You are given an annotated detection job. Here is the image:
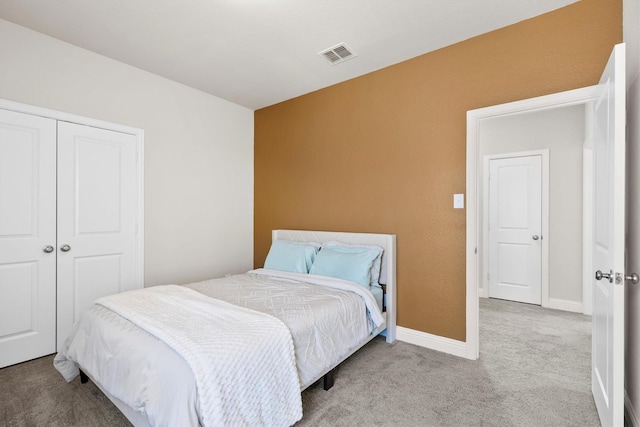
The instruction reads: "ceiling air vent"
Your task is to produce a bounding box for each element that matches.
[318,43,357,65]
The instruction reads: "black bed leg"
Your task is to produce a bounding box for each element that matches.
[323,368,335,390]
[79,370,88,384]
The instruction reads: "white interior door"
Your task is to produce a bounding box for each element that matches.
[488,155,542,304]
[591,43,626,427]
[56,122,140,349]
[0,109,57,368]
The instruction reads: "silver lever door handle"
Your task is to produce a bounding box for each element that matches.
[60,244,71,252]
[532,235,539,241]
[42,245,54,253]
[595,269,613,283]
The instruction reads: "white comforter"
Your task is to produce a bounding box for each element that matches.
[54,270,384,426]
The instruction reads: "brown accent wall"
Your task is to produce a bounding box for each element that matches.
[254,0,621,341]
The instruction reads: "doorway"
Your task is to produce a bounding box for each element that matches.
[464,86,597,360]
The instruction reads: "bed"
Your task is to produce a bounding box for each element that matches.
[54,229,397,426]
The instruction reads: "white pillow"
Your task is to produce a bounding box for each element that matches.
[321,241,384,286]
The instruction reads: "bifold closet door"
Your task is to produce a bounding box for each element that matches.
[0,109,57,368]
[56,122,139,349]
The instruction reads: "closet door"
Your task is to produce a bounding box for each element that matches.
[0,109,57,368]
[56,122,139,349]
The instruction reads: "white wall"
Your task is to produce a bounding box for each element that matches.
[478,105,586,306]
[624,0,640,424]
[0,19,254,287]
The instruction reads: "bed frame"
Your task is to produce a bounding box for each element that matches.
[80,229,397,425]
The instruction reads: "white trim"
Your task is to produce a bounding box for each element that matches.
[0,98,141,136]
[136,132,145,290]
[626,389,640,427]
[466,86,598,360]
[0,98,145,291]
[582,108,594,315]
[546,298,584,314]
[481,150,549,307]
[477,295,585,315]
[396,326,468,359]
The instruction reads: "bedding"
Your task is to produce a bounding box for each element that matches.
[320,241,384,286]
[309,245,382,288]
[54,269,384,426]
[370,283,384,311]
[263,239,319,273]
[190,269,384,386]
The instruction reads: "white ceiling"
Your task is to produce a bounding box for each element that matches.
[0,0,579,110]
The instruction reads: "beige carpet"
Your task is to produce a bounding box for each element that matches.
[0,298,599,426]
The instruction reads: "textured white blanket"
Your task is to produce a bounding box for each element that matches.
[95,285,302,426]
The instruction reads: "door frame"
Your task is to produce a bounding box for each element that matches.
[465,86,597,360]
[482,150,549,305]
[0,98,145,332]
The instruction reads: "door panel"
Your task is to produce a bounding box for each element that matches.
[0,109,56,368]
[74,254,123,319]
[489,155,542,304]
[592,43,626,427]
[57,122,139,349]
[76,139,123,233]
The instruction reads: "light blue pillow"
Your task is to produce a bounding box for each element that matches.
[321,241,383,286]
[264,240,319,274]
[309,246,381,288]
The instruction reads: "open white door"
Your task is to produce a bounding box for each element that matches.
[592,43,626,427]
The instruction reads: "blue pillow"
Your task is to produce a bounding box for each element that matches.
[309,246,381,288]
[321,241,383,286]
[264,240,319,274]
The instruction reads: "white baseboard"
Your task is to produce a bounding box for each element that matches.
[478,288,488,298]
[481,294,584,314]
[545,297,584,314]
[396,326,469,359]
[626,389,639,427]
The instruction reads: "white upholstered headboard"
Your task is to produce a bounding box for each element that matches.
[272,229,397,343]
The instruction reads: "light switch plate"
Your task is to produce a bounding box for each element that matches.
[454,194,464,209]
